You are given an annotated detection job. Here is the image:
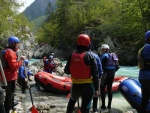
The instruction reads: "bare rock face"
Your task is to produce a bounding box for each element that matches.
[33,44,54,58]
[18,33,38,60]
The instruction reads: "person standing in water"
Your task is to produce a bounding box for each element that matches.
[138,30,150,113]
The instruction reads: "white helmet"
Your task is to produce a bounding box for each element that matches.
[101,44,109,49]
[51,53,54,56]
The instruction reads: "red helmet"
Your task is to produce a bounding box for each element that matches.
[77,34,90,46]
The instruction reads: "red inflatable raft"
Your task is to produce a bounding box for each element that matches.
[34,71,127,94]
[34,71,72,94]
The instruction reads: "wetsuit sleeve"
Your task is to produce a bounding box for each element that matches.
[43,59,48,64]
[28,70,33,76]
[96,56,103,77]
[64,54,72,75]
[19,66,25,79]
[43,57,47,62]
[84,53,99,91]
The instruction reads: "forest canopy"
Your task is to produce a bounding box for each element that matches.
[35,0,150,65]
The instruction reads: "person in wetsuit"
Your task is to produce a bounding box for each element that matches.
[0,36,25,113]
[138,30,150,113]
[89,43,103,113]
[18,59,33,94]
[43,55,56,74]
[64,34,99,113]
[100,44,119,110]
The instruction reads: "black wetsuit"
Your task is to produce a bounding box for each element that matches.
[64,50,99,113]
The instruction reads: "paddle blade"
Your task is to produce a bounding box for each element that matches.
[77,110,81,113]
[31,106,38,113]
[66,93,71,98]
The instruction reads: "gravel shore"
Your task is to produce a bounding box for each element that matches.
[13,76,138,113]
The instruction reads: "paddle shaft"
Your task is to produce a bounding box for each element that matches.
[99,78,101,113]
[77,99,81,113]
[24,62,34,106]
[0,59,7,86]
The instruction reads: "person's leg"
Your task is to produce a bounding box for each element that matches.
[66,84,80,113]
[0,103,6,113]
[0,87,6,113]
[10,80,15,111]
[100,74,107,109]
[66,98,76,113]
[106,70,115,109]
[93,97,98,112]
[22,79,26,94]
[81,83,94,113]
[106,77,114,109]
[139,79,149,113]
[4,81,12,113]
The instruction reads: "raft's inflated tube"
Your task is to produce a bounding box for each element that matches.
[118,78,150,112]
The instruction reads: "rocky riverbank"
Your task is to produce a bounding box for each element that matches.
[12,76,138,113]
[11,59,138,113]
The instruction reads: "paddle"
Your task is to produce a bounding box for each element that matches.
[98,78,101,113]
[0,59,17,113]
[66,93,71,98]
[24,62,38,113]
[77,99,81,113]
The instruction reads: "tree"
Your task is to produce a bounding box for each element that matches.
[35,0,150,64]
[0,0,34,50]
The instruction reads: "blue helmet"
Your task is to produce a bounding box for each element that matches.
[49,55,53,59]
[145,30,150,41]
[8,36,20,45]
[24,59,29,65]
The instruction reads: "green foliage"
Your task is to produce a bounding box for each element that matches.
[35,0,150,64]
[0,0,34,49]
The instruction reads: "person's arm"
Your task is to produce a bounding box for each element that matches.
[4,50,23,70]
[19,66,26,79]
[28,70,33,76]
[96,56,103,77]
[101,54,108,69]
[84,53,99,91]
[64,54,72,75]
[43,56,47,62]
